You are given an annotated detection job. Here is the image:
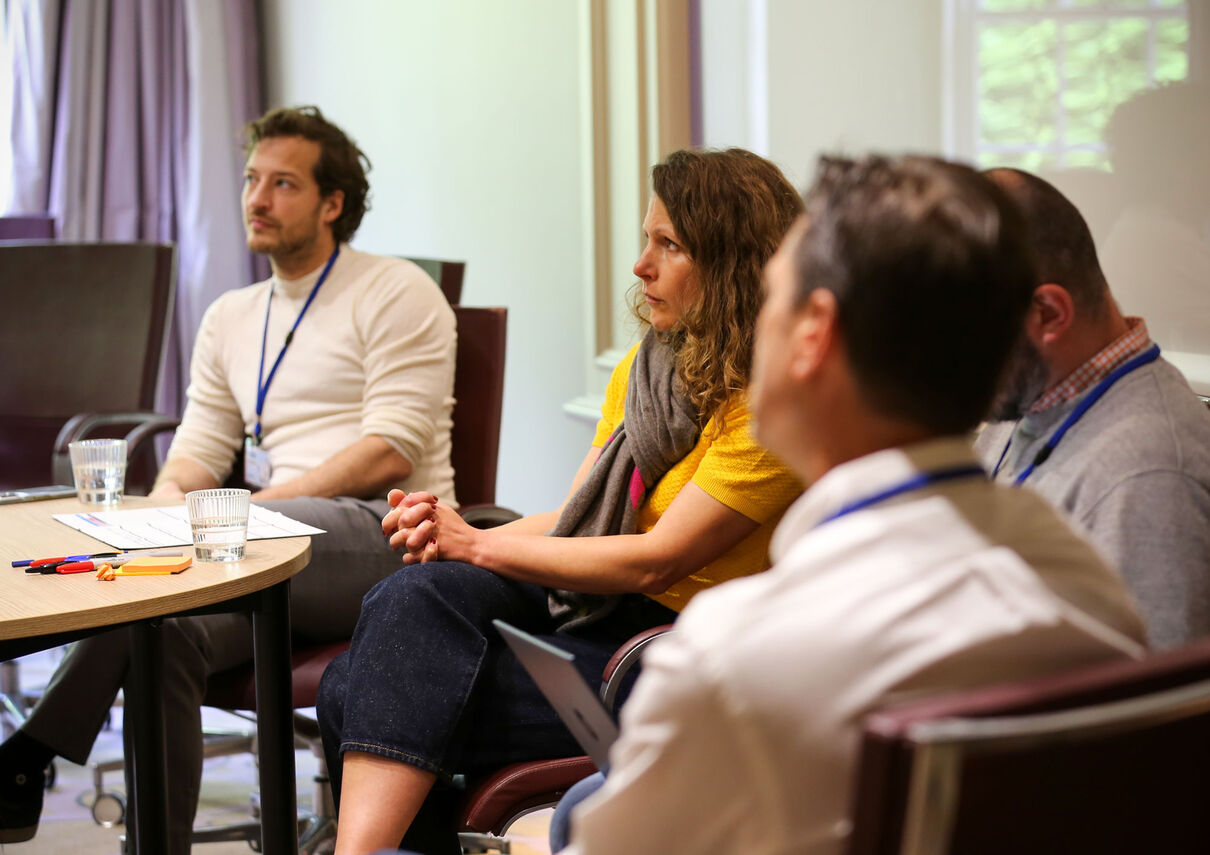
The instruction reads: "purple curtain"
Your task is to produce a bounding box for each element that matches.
[4,0,266,417]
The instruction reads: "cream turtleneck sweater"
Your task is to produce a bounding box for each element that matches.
[168,246,457,501]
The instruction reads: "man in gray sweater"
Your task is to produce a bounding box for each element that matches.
[976,167,1210,649]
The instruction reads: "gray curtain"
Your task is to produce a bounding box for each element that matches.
[4,0,266,417]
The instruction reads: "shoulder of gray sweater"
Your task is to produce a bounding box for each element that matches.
[1070,359,1210,474]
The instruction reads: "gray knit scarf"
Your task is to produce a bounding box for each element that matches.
[547,329,701,630]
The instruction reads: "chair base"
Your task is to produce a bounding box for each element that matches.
[458,831,511,853]
[90,726,257,825]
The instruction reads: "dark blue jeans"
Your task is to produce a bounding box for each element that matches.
[316,560,675,855]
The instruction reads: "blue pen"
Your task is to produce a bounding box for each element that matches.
[12,551,121,568]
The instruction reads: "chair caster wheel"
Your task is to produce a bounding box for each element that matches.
[92,791,127,827]
[43,760,56,789]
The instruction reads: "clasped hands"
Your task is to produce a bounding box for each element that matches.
[381,489,474,565]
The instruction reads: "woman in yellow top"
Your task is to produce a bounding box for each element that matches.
[317,148,804,854]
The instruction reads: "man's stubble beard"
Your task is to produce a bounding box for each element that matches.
[987,336,1050,422]
[246,206,325,267]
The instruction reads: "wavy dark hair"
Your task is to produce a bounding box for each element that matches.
[244,105,371,244]
[632,148,803,425]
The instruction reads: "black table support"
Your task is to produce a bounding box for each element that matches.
[252,579,297,855]
[127,620,170,854]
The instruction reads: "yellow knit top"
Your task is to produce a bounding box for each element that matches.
[593,344,803,612]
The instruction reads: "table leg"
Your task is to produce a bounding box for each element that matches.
[253,579,297,855]
[127,621,169,855]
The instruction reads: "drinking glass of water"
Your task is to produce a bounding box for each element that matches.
[185,488,251,562]
[68,439,128,505]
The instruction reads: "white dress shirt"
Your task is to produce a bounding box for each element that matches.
[565,436,1146,855]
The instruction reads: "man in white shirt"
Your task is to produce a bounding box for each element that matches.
[0,107,455,852]
[560,155,1146,854]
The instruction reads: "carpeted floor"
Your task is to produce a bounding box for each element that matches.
[1,649,552,855]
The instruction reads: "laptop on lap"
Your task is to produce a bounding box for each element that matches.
[493,619,619,770]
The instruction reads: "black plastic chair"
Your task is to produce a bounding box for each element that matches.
[0,241,176,492]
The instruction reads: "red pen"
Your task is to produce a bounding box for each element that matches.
[56,562,101,574]
[25,552,120,569]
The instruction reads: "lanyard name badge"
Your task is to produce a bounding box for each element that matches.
[244,248,340,489]
[815,463,986,529]
[993,343,1161,486]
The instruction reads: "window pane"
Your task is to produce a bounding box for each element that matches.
[976,149,1058,171]
[979,22,1059,147]
[1155,19,1190,83]
[981,0,1053,11]
[1063,19,1149,147]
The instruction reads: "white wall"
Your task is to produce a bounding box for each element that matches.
[261,0,598,513]
[699,0,944,188]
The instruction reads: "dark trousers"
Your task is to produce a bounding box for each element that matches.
[316,560,675,855]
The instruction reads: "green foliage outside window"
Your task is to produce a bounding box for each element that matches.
[973,2,1189,170]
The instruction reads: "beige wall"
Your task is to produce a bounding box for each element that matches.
[699,0,944,185]
[262,0,599,513]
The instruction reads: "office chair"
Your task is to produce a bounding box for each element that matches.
[847,636,1210,855]
[0,241,175,756]
[408,257,466,306]
[0,241,176,491]
[0,214,55,240]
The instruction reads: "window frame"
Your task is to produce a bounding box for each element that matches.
[944,0,1190,168]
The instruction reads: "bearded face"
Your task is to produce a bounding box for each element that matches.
[988,333,1050,421]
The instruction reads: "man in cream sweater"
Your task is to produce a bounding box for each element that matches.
[0,106,455,852]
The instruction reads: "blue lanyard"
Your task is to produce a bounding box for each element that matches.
[993,343,1161,486]
[815,463,986,528]
[253,248,340,442]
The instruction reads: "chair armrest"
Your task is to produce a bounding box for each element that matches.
[458,503,523,529]
[599,624,674,712]
[52,411,178,484]
[121,415,181,463]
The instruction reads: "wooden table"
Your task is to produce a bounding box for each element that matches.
[0,496,311,855]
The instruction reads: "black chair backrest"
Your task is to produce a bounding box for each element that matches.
[0,215,55,240]
[408,257,466,305]
[0,242,176,489]
[848,638,1210,855]
[450,306,507,506]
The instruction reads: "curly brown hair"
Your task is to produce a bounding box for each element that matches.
[633,148,803,425]
[245,105,371,245]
